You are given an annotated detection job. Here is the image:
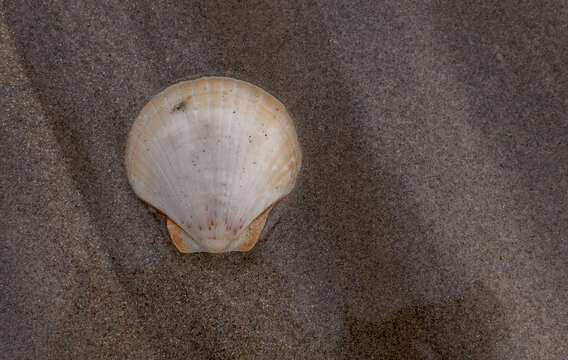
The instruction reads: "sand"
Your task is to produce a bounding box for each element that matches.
[1,1,567,358]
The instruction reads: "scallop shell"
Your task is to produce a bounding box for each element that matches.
[125,77,301,253]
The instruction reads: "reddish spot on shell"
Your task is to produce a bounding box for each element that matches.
[226,225,231,231]
[198,225,203,231]
[210,219,215,226]
[208,236,216,240]
[208,226,211,231]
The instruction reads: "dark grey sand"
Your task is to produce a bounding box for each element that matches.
[1,1,567,358]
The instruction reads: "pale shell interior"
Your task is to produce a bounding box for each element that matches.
[125,77,301,253]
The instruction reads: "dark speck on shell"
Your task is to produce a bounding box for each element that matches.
[171,100,186,113]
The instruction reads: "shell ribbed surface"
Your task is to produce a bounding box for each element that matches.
[125,77,301,253]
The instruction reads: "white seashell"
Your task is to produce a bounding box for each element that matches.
[125,77,301,253]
